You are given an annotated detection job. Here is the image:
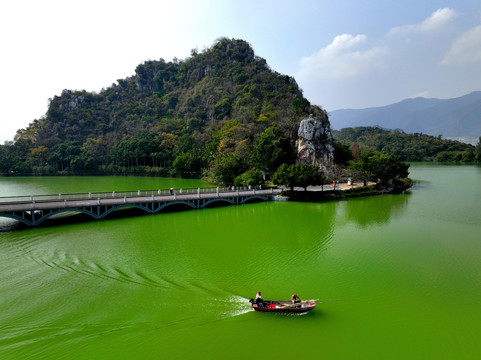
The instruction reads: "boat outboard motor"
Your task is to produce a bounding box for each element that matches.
[249,297,265,307]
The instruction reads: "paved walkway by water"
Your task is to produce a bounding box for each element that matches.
[294,181,374,192]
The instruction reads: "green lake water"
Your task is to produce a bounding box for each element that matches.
[0,165,480,359]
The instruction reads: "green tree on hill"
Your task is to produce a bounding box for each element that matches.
[349,150,409,186]
[173,152,203,177]
[272,163,326,191]
[333,127,475,162]
[234,168,264,187]
[475,136,481,162]
[251,125,296,175]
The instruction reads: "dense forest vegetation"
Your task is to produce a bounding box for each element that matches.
[333,127,481,163]
[1,38,479,187]
[0,38,319,184]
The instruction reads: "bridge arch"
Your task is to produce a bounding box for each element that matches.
[0,213,35,226]
[156,200,198,212]
[239,195,270,204]
[0,208,102,226]
[201,198,236,208]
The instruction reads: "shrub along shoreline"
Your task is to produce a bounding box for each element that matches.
[281,178,413,202]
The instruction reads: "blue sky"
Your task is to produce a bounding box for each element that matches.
[1,0,481,143]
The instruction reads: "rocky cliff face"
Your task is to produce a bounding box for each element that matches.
[296,111,334,168]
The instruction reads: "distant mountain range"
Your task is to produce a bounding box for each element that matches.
[329,91,481,144]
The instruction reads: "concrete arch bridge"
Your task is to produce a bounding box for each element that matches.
[0,187,281,227]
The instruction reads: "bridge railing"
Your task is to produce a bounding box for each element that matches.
[0,185,266,204]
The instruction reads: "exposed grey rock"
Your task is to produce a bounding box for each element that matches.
[296,112,334,169]
[58,90,84,112]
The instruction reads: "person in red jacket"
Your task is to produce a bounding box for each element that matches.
[291,293,300,304]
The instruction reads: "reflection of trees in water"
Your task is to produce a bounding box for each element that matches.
[341,193,411,228]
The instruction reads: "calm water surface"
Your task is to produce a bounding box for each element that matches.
[0,166,480,359]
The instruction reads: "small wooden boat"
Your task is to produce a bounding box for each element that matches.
[249,299,317,313]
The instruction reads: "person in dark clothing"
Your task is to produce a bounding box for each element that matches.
[255,291,265,307]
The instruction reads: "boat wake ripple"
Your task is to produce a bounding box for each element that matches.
[218,296,253,318]
[21,248,180,289]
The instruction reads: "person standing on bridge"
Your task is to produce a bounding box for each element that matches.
[169,188,174,195]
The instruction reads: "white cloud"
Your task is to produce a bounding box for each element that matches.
[389,7,457,35]
[297,34,388,79]
[441,25,481,65]
[324,33,367,53]
[421,8,457,31]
